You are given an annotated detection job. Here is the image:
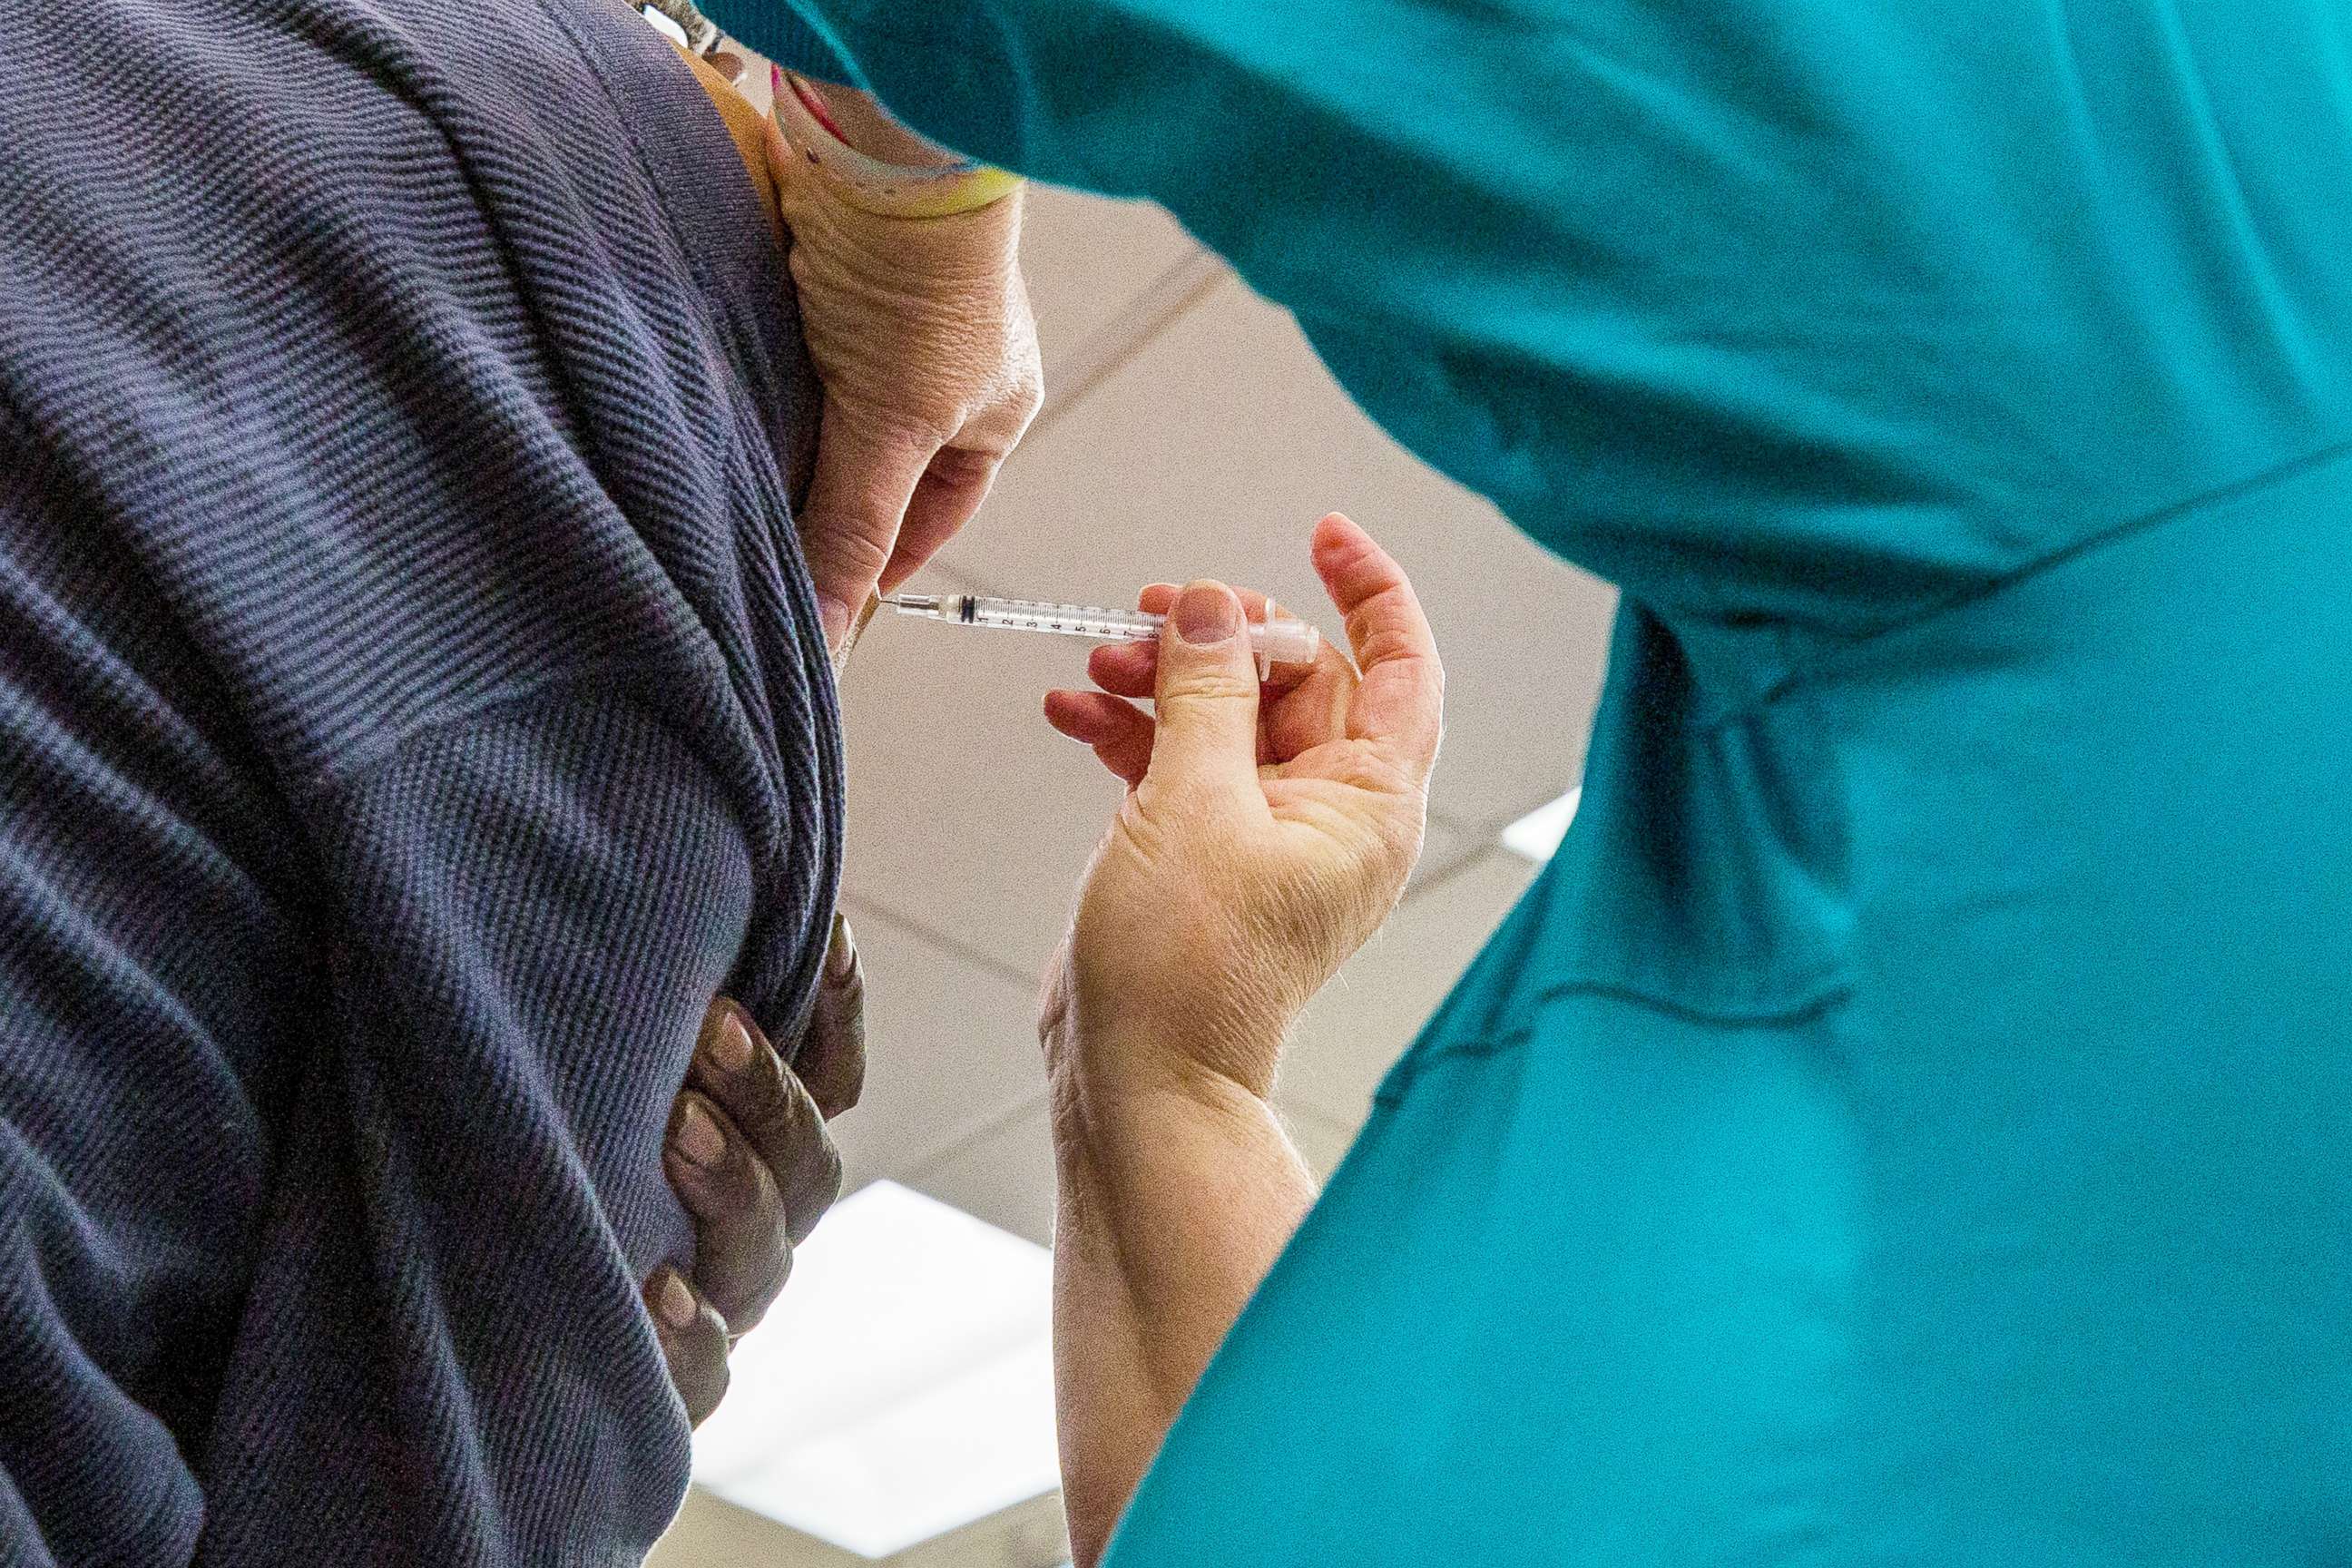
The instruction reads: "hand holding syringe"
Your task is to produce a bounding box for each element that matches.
[882,592,1321,677]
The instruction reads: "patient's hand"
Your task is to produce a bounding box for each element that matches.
[761,80,1043,652]
[669,45,1041,655]
[646,913,866,1424]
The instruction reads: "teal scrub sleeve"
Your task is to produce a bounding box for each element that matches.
[692,0,1732,634]
[716,2,857,89]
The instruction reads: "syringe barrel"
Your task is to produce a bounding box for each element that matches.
[952,595,1153,640]
[893,591,1319,671]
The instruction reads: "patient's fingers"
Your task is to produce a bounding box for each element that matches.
[655,975,867,1426]
[792,915,866,1119]
[666,1090,794,1331]
[647,1267,731,1426]
[689,1000,845,1246]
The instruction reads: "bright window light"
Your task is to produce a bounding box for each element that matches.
[691,1181,1059,1559]
[637,4,691,45]
[1500,786,1583,864]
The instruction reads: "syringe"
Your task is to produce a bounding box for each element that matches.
[882,592,1320,676]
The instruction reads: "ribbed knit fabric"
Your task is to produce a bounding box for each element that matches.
[0,1,838,1562]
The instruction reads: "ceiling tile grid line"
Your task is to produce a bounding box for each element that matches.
[839,808,1485,997]
[931,272,1615,833]
[823,897,1053,1188]
[830,842,1531,1217]
[1024,250,1231,442]
[863,833,1526,1189]
[901,1083,1054,1189]
[845,848,1533,1198]
[1399,830,1524,906]
[1014,185,1201,375]
[888,1087,1369,1254]
[840,892,1038,998]
[1274,1097,1363,1181]
[899,1102,1058,1247]
[1473,774,1602,841]
[1410,813,1488,888]
[1274,848,1540,1127]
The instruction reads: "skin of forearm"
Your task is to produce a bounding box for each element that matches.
[1046,1045,1317,1566]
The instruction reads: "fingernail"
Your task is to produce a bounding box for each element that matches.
[818,595,851,652]
[1174,583,1239,644]
[704,1006,754,1074]
[826,912,856,981]
[656,1269,697,1330]
[676,1100,725,1168]
[769,62,786,103]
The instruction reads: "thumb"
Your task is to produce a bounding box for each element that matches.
[1144,582,1264,804]
[799,401,933,650]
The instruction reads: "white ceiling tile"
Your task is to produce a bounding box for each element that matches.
[827,902,1051,1187]
[906,1097,1058,1250]
[1278,850,1540,1126]
[837,586,1122,979]
[1018,184,1200,376]
[1274,1098,1361,1181]
[651,1488,856,1568]
[1409,814,1478,894]
[942,276,1618,829]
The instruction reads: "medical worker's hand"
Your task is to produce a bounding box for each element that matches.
[761,84,1043,652]
[1039,514,1444,1102]
[1036,516,1438,1562]
[646,914,866,1425]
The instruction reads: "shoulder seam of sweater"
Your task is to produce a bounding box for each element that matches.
[283,639,733,806]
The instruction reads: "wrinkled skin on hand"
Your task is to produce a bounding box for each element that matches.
[1039,514,1445,1101]
[669,49,1042,656]
[761,89,1043,651]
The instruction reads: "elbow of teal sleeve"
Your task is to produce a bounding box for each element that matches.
[704,0,862,85]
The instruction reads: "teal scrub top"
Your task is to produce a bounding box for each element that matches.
[712,1,2352,1560]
